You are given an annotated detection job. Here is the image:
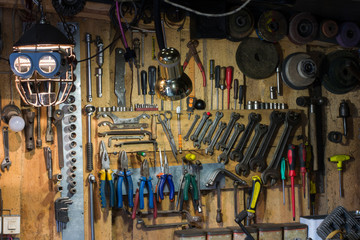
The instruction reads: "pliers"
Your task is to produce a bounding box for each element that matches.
[99,140,115,208]
[117,151,134,208]
[182,39,207,87]
[176,162,199,211]
[156,149,175,202]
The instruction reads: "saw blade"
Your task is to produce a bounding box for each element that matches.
[257,10,288,43]
[227,8,254,41]
[288,12,318,45]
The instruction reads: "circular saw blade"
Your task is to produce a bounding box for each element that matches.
[257,10,288,43]
[288,12,319,45]
[227,8,254,41]
[236,38,279,79]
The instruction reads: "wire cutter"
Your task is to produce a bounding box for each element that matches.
[176,162,199,211]
[157,149,175,202]
[117,151,134,208]
[99,140,115,208]
[182,39,207,87]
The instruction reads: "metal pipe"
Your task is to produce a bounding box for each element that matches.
[86,33,92,102]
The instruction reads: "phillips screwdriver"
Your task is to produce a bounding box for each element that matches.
[148,66,156,105]
[226,67,233,110]
[215,66,220,110]
[209,60,215,110]
[287,144,296,221]
[133,38,141,96]
[238,85,244,110]
[233,79,239,110]
[280,157,286,205]
[141,70,147,105]
[219,67,226,110]
[299,143,307,199]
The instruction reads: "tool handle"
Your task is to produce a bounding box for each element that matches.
[99,169,106,208]
[86,142,93,171]
[147,179,154,209]
[215,65,220,88]
[158,175,166,200]
[247,176,262,213]
[126,173,134,208]
[309,110,318,171]
[139,177,146,209]
[288,144,296,177]
[226,67,233,90]
[151,114,157,140]
[238,85,244,105]
[299,143,307,174]
[117,174,124,208]
[107,170,115,208]
[148,66,156,95]
[198,62,207,87]
[190,175,199,200]
[132,189,139,219]
[141,70,147,95]
[234,79,239,99]
[281,157,286,180]
[167,175,175,201]
[183,174,190,201]
[219,67,226,90]
[133,38,140,68]
[210,60,215,80]
[153,194,158,218]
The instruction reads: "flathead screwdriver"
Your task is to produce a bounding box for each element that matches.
[215,66,220,110]
[148,66,156,105]
[209,60,215,110]
[288,144,296,221]
[219,67,226,110]
[238,85,244,110]
[233,79,239,110]
[141,70,147,104]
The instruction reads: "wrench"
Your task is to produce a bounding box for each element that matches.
[235,123,268,176]
[156,114,178,161]
[183,114,200,141]
[203,111,224,145]
[95,112,150,124]
[53,109,65,169]
[205,122,227,155]
[218,123,244,164]
[216,112,241,151]
[1,127,11,171]
[190,112,211,142]
[230,113,261,162]
[261,111,301,186]
[98,121,148,130]
[108,135,145,147]
[249,111,285,172]
[194,119,212,149]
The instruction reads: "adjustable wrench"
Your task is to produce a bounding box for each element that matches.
[183,114,200,141]
[235,123,268,176]
[218,123,244,164]
[261,111,301,186]
[203,111,223,145]
[230,113,261,162]
[1,127,11,171]
[249,111,285,172]
[216,112,240,150]
[194,119,212,149]
[190,112,211,142]
[205,122,226,156]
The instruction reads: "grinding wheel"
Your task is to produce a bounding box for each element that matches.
[321,20,339,38]
[336,22,360,48]
[235,38,279,79]
[321,50,360,94]
[227,8,254,41]
[281,52,317,90]
[288,12,318,45]
[257,10,288,43]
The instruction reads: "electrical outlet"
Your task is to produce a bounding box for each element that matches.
[3,215,20,234]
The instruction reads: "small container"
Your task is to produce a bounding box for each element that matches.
[205,228,232,240]
[282,223,308,240]
[254,223,282,240]
[174,229,206,240]
[227,226,258,240]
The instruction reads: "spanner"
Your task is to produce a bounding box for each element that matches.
[190,112,211,142]
[156,114,178,161]
[249,111,285,172]
[183,114,200,141]
[216,112,240,150]
[95,112,150,124]
[261,111,301,186]
[230,113,261,162]
[235,123,268,176]
[203,111,224,145]
[194,119,212,149]
[1,127,11,171]
[218,123,244,164]
[205,122,227,155]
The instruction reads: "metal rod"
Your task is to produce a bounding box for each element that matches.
[86,33,92,102]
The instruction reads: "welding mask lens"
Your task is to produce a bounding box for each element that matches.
[13,55,32,76]
[39,55,57,74]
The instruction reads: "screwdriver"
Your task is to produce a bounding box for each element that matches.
[219,67,226,110]
[148,66,156,105]
[305,142,312,209]
[280,157,286,205]
[215,66,220,110]
[238,85,244,110]
[226,67,233,110]
[176,106,182,154]
[209,60,215,110]
[299,143,307,199]
[133,38,141,95]
[329,154,351,198]
[141,70,147,104]
[287,144,296,221]
[233,79,239,110]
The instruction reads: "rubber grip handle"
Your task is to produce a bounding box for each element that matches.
[167,175,175,201]
[234,79,239,99]
[147,179,154,209]
[190,175,199,200]
[215,65,220,88]
[108,179,115,208]
[247,176,262,213]
[281,157,286,180]
[158,175,166,200]
[139,177,146,209]
[299,143,307,174]
[126,173,134,207]
[148,66,156,95]
[99,169,106,208]
[288,144,296,177]
[117,174,124,208]
[141,70,147,95]
[210,60,215,80]
[239,85,244,104]
[183,174,190,201]
[86,142,93,171]
[132,189,139,219]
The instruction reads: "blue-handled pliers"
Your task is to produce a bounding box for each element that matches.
[99,141,115,208]
[117,151,134,208]
[157,150,175,201]
[139,159,154,210]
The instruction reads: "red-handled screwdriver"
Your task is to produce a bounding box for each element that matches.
[226,67,233,110]
[299,143,307,199]
[287,144,296,221]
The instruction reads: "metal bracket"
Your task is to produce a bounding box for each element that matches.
[114,48,126,107]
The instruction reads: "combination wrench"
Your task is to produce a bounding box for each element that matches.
[216,112,241,150]
[190,112,211,142]
[156,114,178,161]
[183,114,200,141]
[203,111,224,145]
[218,123,244,164]
[194,119,212,149]
[1,127,11,172]
[205,122,227,155]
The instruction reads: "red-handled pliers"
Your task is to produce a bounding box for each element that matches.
[183,40,207,87]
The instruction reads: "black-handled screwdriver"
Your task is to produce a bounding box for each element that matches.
[215,66,220,110]
[141,70,147,105]
[233,79,239,110]
[238,85,244,110]
[148,66,156,105]
[209,60,215,110]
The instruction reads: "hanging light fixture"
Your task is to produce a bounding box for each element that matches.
[9,3,76,107]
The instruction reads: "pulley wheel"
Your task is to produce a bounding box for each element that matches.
[257,10,288,43]
[321,50,360,94]
[288,12,318,45]
[321,20,339,38]
[236,38,279,79]
[227,8,254,41]
[52,0,86,17]
[281,52,317,90]
[336,22,360,48]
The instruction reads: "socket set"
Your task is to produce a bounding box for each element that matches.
[246,101,288,110]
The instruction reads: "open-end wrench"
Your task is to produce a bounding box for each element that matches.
[235,123,268,176]
[249,111,285,172]
[194,119,212,149]
[218,123,244,164]
[261,111,301,186]
[216,112,240,151]
[205,122,227,155]
[203,111,224,145]
[190,112,211,142]
[230,113,261,162]
[1,127,11,172]
[183,114,200,141]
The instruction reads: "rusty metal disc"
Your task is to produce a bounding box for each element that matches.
[236,38,279,79]
[288,12,318,45]
[227,8,254,41]
[321,20,339,38]
[257,10,288,43]
[281,52,317,90]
